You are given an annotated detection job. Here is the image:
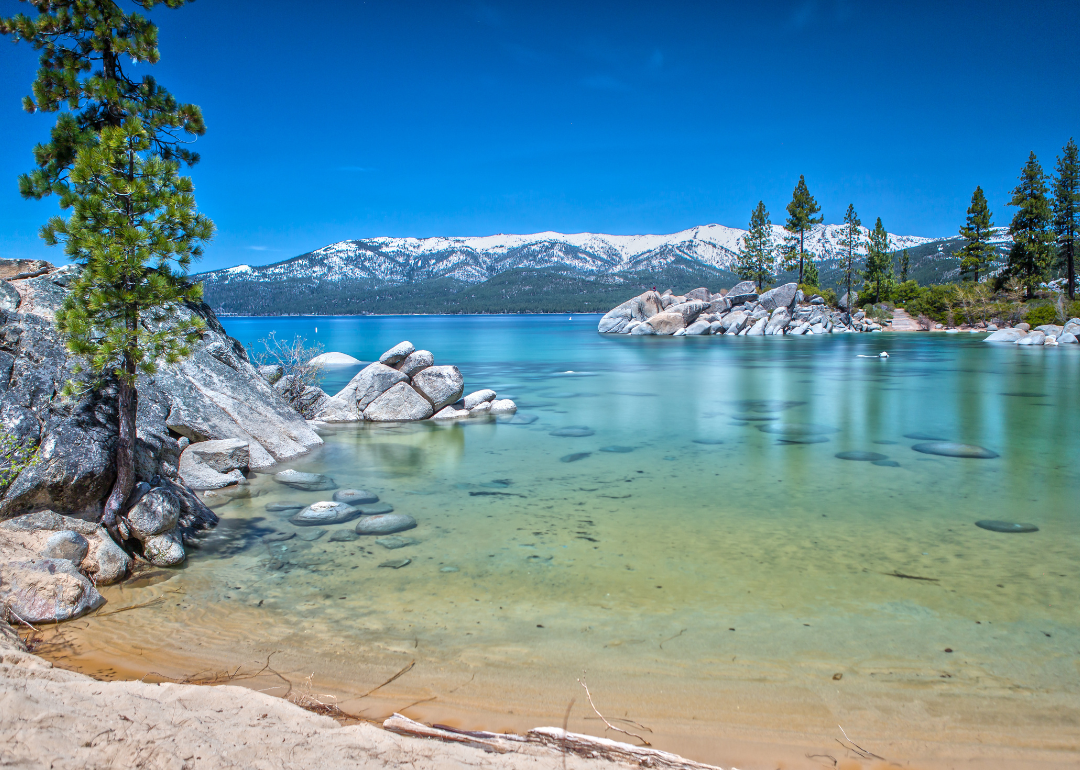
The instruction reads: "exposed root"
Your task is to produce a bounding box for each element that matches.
[93,588,183,618]
[836,724,886,761]
[577,669,651,746]
[360,659,415,698]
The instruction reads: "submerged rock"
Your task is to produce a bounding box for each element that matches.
[692,439,725,445]
[600,445,635,453]
[379,558,411,569]
[759,423,838,437]
[264,501,306,513]
[550,426,595,437]
[835,451,888,462]
[332,489,379,505]
[328,530,359,542]
[375,536,418,550]
[903,432,946,441]
[911,442,999,459]
[289,501,360,526]
[355,502,394,516]
[274,469,337,491]
[356,514,417,536]
[872,459,901,467]
[560,452,591,463]
[975,520,1039,533]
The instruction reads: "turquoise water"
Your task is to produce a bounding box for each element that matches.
[61,315,1080,764]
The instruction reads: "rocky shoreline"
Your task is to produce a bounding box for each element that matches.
[0,258,513,626]
[983,318,1080,345]
[597,282,889,336]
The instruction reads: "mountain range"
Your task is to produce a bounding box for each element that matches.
[196,224,1012,316]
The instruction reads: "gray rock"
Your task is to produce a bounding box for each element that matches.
[597,291,664,333]
[355,513,417,536]
[379,558,411,569]
[721,310,748,334]
[42,531,90,564]
[664,301,710,326]
[684,287,711,302]
[0,280,20,312]
[411,365,465,410]
[375,536,418,550]
[469,401,492,416]
[810,295,825,305]
[328,529,359,542]
[364,382,434,421]
[707,297,732,314]
[1058,332,1078,344]
[645,311,686,335]
[178,446,245,490]
[264,501,305,512]
[986,324,998,331]
[1034,324,1063,336]
[432,405,470,420]
[296,529,327,542]
[311,395,359,423]
[289,501,360,526]
[1016,331,1046,346]
[488,399,517,414]
[708,320,724,334]
[333,489,379,505]
[262,531,295,542]
[257,364,284,385]
[397,350,433,377]
[463,389,497,410]
[1016,322,1030,331]
[332,363,409,412]
[274,469,337,491]
[181,438,249,475]
[629,323,656,335]
[142,529,186,567]
[379,341,415,366]
[912,441,999,459]
[126,487,181,539]
[0,555,105,622]
[1063,319,1080,337]
[765,307,791,335]
[745,317,768,336]
[0,511,133,585]
[725,281,759,305]
[758,283,799,312]
[839,291,858,311]
[357,502,395,515]
[685,320,711,335]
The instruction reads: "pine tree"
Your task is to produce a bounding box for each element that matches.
[898,249,910,283]
[784,175,824,284]
[802,258,819,289]
[1052,138,1079,300]
[2,1,211,544]
[838,204,863,310]
[736,201,776,291]
[1005,152,1055,299]
[957,186,995,283]
[863,217,892,303]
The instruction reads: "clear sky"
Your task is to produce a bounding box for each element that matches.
[1,0,1078,271]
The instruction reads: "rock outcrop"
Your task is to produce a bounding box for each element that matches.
[310,342,510,423]
[983,319,1080,346]
[598,283,889,336]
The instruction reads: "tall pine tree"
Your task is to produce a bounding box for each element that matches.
[2,0,212,544]
[1052,138,1079,300]
[784,175,823,284]
[863,217,892,303]
[957,186,995,283]
[838,204,863,310]
[897,249,910,283]
[736,201,776,291]
[1005,152,1054,299]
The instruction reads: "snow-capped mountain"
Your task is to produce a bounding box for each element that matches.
[197,223,936,290]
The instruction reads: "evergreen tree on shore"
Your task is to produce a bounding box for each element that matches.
[802,258,819,288]
[736,201,776,291]
[1052,138,1079,300]
[1005,152,1054,299]
[838,204,863,310]
[957,186,995,283]
[784,175,823,284]
[863,217,892,303]
[2,0,212,545]
[897,249,910,283]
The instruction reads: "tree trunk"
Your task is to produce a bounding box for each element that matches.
[798,230,805,284]
[101,351,138,547]
[1069,243,1075,301]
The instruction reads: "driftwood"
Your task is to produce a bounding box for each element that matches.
[383,714,726,769]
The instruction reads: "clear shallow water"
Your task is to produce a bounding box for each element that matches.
[50,316,1080,766]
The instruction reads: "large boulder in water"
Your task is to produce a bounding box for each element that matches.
[355,513,417,536]
[411,366,464,410]
[645,311,687,335]
[289,501,360,526]
[364,382,434,422]
[912,441,999,459]
[664,301,710,326]
[274,469,337,491]
[765,307,791,335]
[597,291,664,333]
[1016,331,1046,346]
[397,350,433,377]
[758,283,799,312]
[379,341,415,366]
[332,363,409,413]
[984,328,1027,343]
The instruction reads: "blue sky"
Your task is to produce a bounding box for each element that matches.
[1,0,1078,271]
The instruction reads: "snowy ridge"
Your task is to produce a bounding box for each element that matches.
[198,223,937,289]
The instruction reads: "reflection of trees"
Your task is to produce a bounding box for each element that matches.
[352,424,466,476]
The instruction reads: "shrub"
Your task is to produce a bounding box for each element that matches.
[907,284,958,324]
[1067,299,1080,321]
[1024,303,1059,327]
[250,333,326,418]
[820,288,838,307]
[893,280,921,304]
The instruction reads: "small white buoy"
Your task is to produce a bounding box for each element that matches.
[569,316,572,320]
[315,327,318,333]
[879,351,889,358]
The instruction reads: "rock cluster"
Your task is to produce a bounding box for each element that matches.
[597,281,887,336]
[302,341,516,422]
[984,319,1080,346]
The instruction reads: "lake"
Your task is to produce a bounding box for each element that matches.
[46,314,1080,768]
